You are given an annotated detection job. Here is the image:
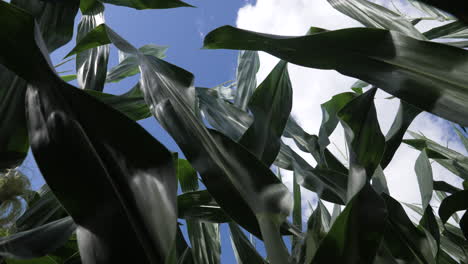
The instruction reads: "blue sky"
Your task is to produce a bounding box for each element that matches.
[19,1,266,263]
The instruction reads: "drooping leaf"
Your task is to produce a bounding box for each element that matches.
[317,92,356,155]
[234,50,259,111]
[76,2,109,91]
[203,26,468,126]
[0,4,177,263]
[228,222,267,264]
[312,184,387,264]
[106,44,168,83]
[239,60,292,166]
[415,149,434,209]
[420,206,440,258]
[0,217,76,259]
[338,88,385,200]
[381,100,421,169]
[327,0,424,39]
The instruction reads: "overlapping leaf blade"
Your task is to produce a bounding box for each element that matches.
[76,2,109,91]
[0,3,177,263]
[0,0,79,170]
[228,222,267,264]
[0,217,76,259]
[235,50,259,111]
[327,0,424,39]
[239,60,292,166]
[312,185,387,264]
[203,26,468,126]
[381,101,421,169]
[338,88,385,199]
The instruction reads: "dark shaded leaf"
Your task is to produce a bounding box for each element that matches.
[76,2,109,91]
[0,4,177,263]
[423,21,468,39]
[177,191,229,223]
[203,26,468,126]
[439,190,468,224]
[11,0,79,53]
[381,195,435,263]
[338,88,385,199]
[15,185,67,232]
[239,60,292,166]
[460,211,468,239]
[433,180,462,194]
[228,222,267,264]
[234,51,259,111]
[416,0,468,24]
[312,185,387,264]
[381,100,421,169]
[0,217,75,259]
[0,67,28,170]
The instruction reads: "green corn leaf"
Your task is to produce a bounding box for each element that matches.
[234,51,259,111]
[381,195,435,263]
[327,0,424,39]
[239,60,293,166]
[0,217,76,259]
[65,24,295,257]
[439,190,468,225]
[338,88,385,200]
[106,44,168,83]
[85,84,152,121]
[203,26,468,126]
[415,149,433,209]
[381,101,421,169]
[228,222,267,264]
[76,2,109,91]
[423,21,468,39]
[312,184,387,264]
[0,4,178,263]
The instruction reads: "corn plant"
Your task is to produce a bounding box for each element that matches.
[0,0,467,263]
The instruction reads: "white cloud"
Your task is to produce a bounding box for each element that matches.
[236,0,465,221]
